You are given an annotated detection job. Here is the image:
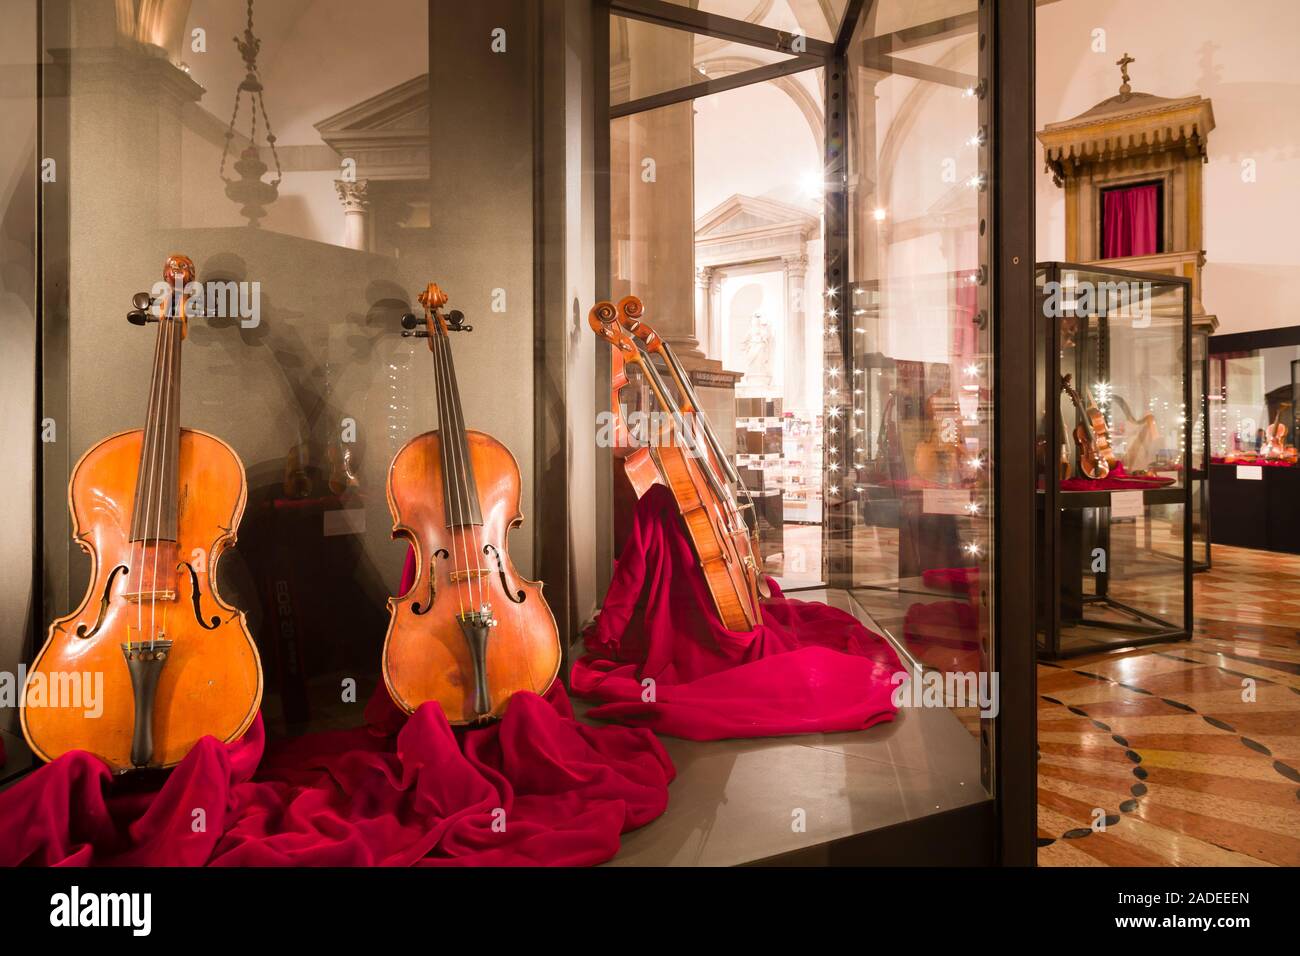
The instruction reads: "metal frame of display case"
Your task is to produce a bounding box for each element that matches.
[1191,325,1212,571]
[1206,324,1300,555]
[1037,261,1193,660]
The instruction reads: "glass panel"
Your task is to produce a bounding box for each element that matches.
[611,15,797,107]
[1209,344,1300,462]
[1036,265,1190,658]
[610,68,826,588]
[35,0,515,739]
[843,4,989,791]
[647,0,848,42]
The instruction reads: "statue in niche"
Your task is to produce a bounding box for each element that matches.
[741,310,774,387]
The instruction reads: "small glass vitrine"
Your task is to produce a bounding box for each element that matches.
[1035,263,1192,659]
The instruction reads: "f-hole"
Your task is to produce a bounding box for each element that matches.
[412,548,449,614]
[483,544,525,603]
[76,564,129,638]
[180,562,222,629]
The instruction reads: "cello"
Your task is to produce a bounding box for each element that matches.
[22,255,262,771]
[590,297,765,631]
[383,283,561,722]
[614,296,767,582]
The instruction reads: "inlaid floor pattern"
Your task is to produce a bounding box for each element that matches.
[1038,543,1300,866]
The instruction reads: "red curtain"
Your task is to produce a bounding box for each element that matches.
[1102,184,1158,258]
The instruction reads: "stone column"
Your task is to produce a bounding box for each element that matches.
[625,20,701,360]
[334,179,370,251]
[783,253,809,410]
[695,265,714,356]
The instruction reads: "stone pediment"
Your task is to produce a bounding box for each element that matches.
[314,74,430,180]
[696,194,819,239]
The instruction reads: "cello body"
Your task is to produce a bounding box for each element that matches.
[22,431,261,771]
[383,430,560,722]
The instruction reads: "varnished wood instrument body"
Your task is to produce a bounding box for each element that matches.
[383,284,560,723]
[22,256,261,771]
[591,299,762,631]
[1062,374,1110,480]
[610,347,662,499]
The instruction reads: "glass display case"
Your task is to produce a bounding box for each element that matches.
[1035,263,1192,659]
[3,0,1038,868]
[1207,330,1300,555]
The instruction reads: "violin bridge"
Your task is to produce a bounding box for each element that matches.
[122,589,178,603]
[448,569,490,583]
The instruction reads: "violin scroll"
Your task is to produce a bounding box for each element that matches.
[589,300,635,353]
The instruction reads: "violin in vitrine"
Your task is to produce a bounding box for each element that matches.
[383,283,561,723]
[23,255,262,772]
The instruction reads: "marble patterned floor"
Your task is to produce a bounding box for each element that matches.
[1037,543,1300,866]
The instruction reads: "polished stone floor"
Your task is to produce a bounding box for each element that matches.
[1037,543,1300,866]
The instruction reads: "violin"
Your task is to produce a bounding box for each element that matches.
[22,255,262,771]
[590,297,764,631]
[1061,374,1109,480]
[383,283,561,722]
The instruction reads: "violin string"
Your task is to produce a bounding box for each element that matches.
[148,280,181,649]
[439,329,487,612]
[443,325,485,615]
[428,314,466,618]
[433,326,483,613]
[135,286,169,650]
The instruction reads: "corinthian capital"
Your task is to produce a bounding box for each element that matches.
[334,178,370,212]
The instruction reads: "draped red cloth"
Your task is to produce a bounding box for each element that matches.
[0,561,673,867]
[571,484,904,740]
[1103,184,1158,258]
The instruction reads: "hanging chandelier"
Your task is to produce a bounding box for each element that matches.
[219,0,282,227]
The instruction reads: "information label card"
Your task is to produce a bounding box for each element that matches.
[1236,465,1263,481]
[922,488,973,516]
[1110,490,1145,518]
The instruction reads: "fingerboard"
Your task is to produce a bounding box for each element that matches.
[431,332,482,528]
[129,313,183,543]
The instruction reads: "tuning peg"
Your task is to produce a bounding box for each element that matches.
[128,291,155,326]
[401,312,419,330]
[447,310,473,332]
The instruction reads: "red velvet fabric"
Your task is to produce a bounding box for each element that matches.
[571,484,904,740]
[1211,455,1295,468]
[1103,183,1158,258]
[0,562,673,867]
[1058,462,1176,492]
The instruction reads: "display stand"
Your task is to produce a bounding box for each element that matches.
[1036,262,1193,660]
